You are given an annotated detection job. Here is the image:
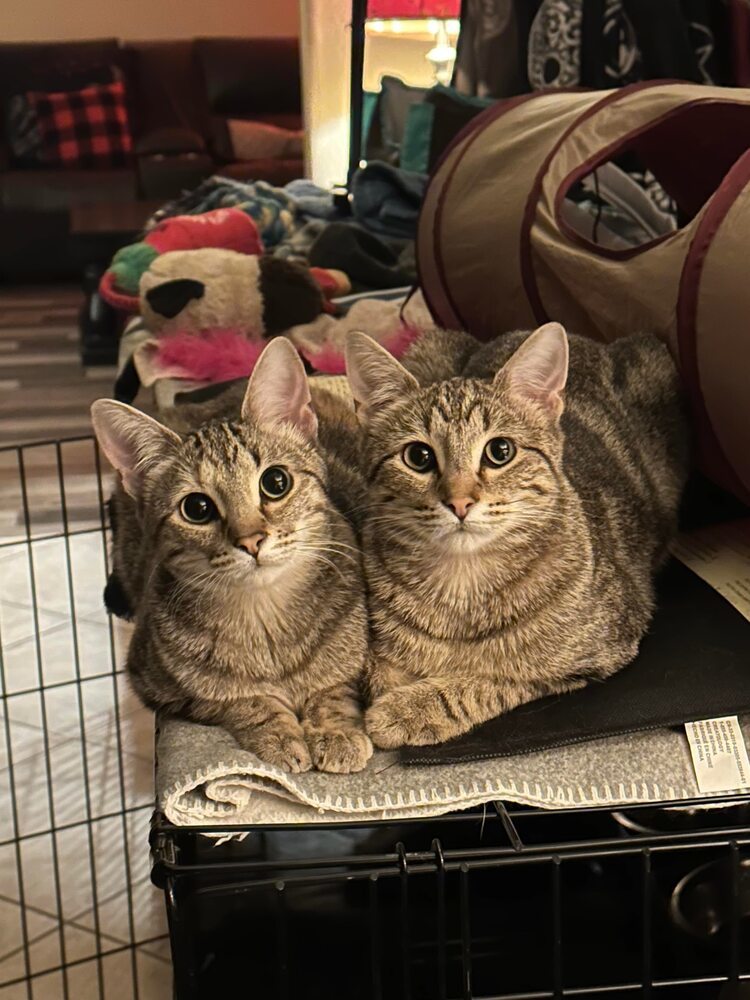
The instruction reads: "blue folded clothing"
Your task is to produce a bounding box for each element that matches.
[284,179,339,221]
[350,160,427,240]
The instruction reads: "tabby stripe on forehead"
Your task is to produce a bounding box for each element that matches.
[429,400,454,426]
[187,434,203,459]
[226,423,257,465]
[455,398,484,424]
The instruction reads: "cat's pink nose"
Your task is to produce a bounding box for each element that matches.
[445,498,475,521]
[235,532,266,557]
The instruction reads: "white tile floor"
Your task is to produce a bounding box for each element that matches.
[0,517,172,998]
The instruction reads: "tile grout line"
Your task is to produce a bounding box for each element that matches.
[0,853,167,961]
[0,891,135,965]
[0,735,155,780]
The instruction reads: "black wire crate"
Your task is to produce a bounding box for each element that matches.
[151,797,750,1000]
[0,436,169,999]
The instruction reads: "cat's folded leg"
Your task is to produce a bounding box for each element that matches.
[222,696,312,773]
[302,682,373,773]
[366,676,525,749]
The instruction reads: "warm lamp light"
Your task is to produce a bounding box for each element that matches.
[365,0,461,84]
[367,1,460,14]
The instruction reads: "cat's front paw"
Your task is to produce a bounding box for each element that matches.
[366,689,456,748]
[307,728,373,773]
[240,730,312,773]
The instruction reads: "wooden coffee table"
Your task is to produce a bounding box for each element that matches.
[69,199,163,238]
[71,200,162,367]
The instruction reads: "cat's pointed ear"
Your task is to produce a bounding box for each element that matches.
[496,322,569,419]
[91,400,181,498]
[242,337,318,442]
[345,331,419,423]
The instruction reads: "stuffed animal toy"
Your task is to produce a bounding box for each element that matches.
[126,247,353,386]
[99,207,264,311]
[139,247,326,336]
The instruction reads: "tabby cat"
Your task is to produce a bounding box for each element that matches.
[346,322,689,748]
[91,338,372,773]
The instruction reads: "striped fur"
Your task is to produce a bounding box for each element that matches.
[99,345,372,773]
[348,325,690,748]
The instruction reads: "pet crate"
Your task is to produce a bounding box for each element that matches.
[0,435,169,999]
[151,796,750,999]
[2,438,750,1000]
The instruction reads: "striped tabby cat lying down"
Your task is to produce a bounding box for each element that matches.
[346,323,689,748]
[92,339,372,774]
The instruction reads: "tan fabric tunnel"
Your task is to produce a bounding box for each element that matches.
[417,81,750,503]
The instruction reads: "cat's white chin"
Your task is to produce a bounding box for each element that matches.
[440,524,493,555]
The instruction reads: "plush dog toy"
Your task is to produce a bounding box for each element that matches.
[99,207,265,311]
[139,248,326,337]
[127,247,351,386]
[100,205,350,316]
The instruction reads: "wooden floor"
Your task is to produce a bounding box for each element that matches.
[0,284,118,447]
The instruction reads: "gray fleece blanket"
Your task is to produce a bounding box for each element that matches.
[156,715,750,827]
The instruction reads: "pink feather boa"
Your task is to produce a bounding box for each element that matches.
[296,322,421,374]
[155,330,267,382]
[154,324,422,383]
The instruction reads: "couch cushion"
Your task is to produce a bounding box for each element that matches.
[124,41,211,143]
[134,127,205,156]
[0,168,136,211]
[210,112,303,162]
[365,75,430,165]
[226,119,303,160]
[195,38,301,117]
[137,152,214,201]
[0,39,123,102]
[425,85,494,171]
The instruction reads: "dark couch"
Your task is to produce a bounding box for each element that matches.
[0,36,302,278]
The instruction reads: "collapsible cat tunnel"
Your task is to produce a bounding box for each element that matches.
[417,82,750,502]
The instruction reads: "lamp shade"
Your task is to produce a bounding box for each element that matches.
[367,0,460,16]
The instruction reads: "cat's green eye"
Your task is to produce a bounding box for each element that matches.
[180,492,219,524]
[483,437,516,468]
[403,442,437,473]
[260,466,293,501]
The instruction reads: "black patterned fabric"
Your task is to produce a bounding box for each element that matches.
[6,94,41,161]
[453,0,733,98]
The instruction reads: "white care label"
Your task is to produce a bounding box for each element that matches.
[685,716,750,793]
